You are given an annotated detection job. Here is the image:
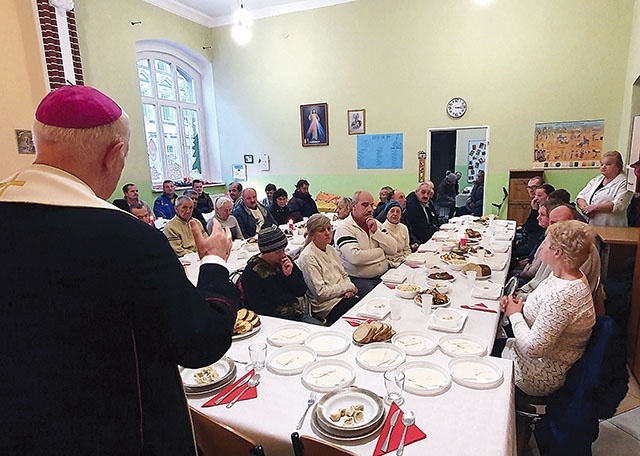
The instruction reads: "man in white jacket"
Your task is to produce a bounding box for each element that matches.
[334,191,397,296]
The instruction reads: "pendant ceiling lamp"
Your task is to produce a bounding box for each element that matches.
[231,1,253,46]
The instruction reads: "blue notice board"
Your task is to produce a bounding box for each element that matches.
[357,133,403,169]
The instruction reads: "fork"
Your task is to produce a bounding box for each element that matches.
[295,392,317,430]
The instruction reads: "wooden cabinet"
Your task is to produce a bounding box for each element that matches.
[631,230,640,381]
[507,170,544,225]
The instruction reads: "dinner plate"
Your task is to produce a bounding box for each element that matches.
[304,331,351,356]
[267,324,311,346]
[266,345,317,375]
[380,269,407,284]
[449,356,504,389]
[392,331,438,356]
[426,272,456,282]
[232,324,262,341]
[311,409,384,442]
[184,372,237,397]
[472,282,503,300]
[355,343,405,372]
[439,334,487,357]
[180,357,236,389]
[427,309,468,333]
[414,293,450,308]
[398,361,452,396]
[315,387,385,433]
[356,298,390,319]
[301,359,356,392]
[461,270,491,281]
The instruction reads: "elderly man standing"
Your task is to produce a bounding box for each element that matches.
[334,191,397,296]
[153,179,177,219]
[404,181,440,244]
[113,182,152,214]
[0,86,239,455]
[234,187,277,238]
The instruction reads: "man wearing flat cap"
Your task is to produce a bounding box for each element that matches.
[0,85,240,454]
[241,226,322,324]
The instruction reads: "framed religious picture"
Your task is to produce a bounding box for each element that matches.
[348,109,365,135]
[300,103,329,147]
[243,154,254,164]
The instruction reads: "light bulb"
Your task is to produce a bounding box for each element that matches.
[232,23,252,46]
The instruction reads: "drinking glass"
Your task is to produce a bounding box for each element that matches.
[384,369,405,406]
[248,342,267,371]
[421,293,433,316]
[389,298,402,321]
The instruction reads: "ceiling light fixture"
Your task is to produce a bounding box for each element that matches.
[231,1,253,46]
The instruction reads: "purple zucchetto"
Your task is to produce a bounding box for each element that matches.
[35,85,122,129]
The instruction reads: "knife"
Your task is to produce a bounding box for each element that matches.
[212,375,252,406]
[381,409,401,452]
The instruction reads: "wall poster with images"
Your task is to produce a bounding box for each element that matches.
[300,103,329,146]
[467,140,486,183]
[533,119,604,168]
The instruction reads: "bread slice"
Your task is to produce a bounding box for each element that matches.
[237,308,249,320]
[234,320,252,335]
[249,314,261,327]
[353,322,375,344]
[245,310,256,322]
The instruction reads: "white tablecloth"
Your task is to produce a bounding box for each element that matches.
[187,218,516,455]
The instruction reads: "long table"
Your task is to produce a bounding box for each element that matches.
[187,219,516,455]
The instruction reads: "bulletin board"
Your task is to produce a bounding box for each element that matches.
[533,119,604,168]
[467,140,486,182]
[357,133,403,169]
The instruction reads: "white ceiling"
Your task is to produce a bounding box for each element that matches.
[144,0,359,27]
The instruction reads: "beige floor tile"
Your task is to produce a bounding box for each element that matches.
[609,406,640,440]
[615,394,640,416]
[593,421,640,455]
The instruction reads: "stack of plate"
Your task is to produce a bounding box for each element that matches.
[180,357,237,395]
[311,387,386,442]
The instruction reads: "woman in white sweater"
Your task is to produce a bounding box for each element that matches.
[381,202,411,268]
[500,220,596,396]
[297,214,359,323]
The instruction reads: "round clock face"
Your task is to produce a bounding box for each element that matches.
[447,97,467,118]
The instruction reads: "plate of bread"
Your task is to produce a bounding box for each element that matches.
[232,308,262,340]
[352,321,395,345]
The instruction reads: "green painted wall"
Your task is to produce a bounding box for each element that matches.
[74,0,213,204]
[209,0,634,206]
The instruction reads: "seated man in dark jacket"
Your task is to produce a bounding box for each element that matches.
[233,187,277,238]
[241,227,322,324]
[291,179,319,218]
[404,181,440,244]
[269,188,303,225]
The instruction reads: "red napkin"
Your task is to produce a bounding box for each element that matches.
[202,369,258,407]
[373,402,426,456]
[383,283,396,289]
[461,302,498,314]
[341,317,374,327]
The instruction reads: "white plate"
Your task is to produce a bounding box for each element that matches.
[488,241,510,253]
[472,282,503,300]
[427,309,468,333]
[405,252,429,264]
[380,269,407,284]
[461,270,492,281]
[232,324,262,341]
[432,231,449,241]
[356,298,390,319]
[355,343,405,372]
[315,387,385,432]
[267,324,311,346]
[301,360,356,392]
[426,272,456,282]
[180,357,235,388]
[439,334,487,357]
[305,331,351,356]
[392,331,438,356]
[414,293,450,308]
[449,356,504,389]
[266,345,317,375]
[398,361,451,396]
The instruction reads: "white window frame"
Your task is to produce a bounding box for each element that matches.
[135,40,221,189]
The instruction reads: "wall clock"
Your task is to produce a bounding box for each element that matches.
[446,97,467,118]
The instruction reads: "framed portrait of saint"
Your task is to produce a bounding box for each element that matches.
[348,109,365,135]
[300,103,329,147]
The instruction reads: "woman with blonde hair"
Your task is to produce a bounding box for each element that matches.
[381,201,411,267]
[296,213,359,324]
[499,220,596,396]
[335,196,352,220]
[576,150,632,226]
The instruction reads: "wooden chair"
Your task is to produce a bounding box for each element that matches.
[190,407,265,456]
[291,432,356,456]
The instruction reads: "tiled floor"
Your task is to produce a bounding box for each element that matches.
[530,368,640,456]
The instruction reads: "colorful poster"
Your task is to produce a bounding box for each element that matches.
[533,119,604,169]
[467,140,486,182]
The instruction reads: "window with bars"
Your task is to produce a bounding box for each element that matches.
[136,51,207,189]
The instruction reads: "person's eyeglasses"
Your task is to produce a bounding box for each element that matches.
[527,185,539,190]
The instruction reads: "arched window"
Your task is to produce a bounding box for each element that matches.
[136,41,218,189]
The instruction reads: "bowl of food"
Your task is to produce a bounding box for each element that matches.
[244,238,259,252]
[432,308,464,328]
[425,280,452,293]
[395,283,421,299]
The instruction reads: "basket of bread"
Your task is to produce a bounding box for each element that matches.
[234,308,261,336]
[352,321,395,345]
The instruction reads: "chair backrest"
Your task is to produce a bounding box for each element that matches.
[291,432,355,456]
[190,407,265,456]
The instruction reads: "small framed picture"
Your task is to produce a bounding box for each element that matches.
[232,164,247,181]
[244,154,254,164]
[15,129,35,154]
[300,103,329,147]
[348,109,365,135]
